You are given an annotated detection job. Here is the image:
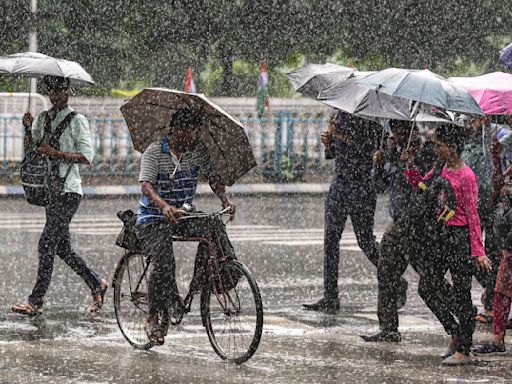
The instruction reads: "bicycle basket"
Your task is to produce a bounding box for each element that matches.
[116,210,142,252]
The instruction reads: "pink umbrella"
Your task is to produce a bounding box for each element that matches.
[448,72,512,115]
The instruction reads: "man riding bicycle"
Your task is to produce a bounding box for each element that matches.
[134,107,236,345]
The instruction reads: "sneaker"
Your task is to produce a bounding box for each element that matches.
[472,342,506,356]
[302,298,340,314]
[441,354,472,366]
[360,330,401,342]
[397,279,408,310]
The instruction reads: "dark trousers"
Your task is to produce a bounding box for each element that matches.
[29,193,101,308]
[136,221,179,316]
[420,226,475,355]
[377,220,450,332]
[323,176,389,302]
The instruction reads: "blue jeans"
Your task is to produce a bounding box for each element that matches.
[323,175,380,303]
[29,193,102,308]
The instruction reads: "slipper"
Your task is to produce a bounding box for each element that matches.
[90,278,108,313]
[12,303,43,317]
[475,312,493,324]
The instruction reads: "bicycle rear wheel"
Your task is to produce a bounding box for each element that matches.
[113,252,153,350]
[201,260,263,364]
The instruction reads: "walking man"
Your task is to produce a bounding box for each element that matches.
[362,121,436,341]
[303,112,406,313]
[12,75,106,316]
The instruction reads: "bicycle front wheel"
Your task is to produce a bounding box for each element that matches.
[113,252,153,350]
[201,260,263,364]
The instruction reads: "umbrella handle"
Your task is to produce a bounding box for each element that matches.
[27,89,31,113]
[406,101,420,150]
[380,125,386,150]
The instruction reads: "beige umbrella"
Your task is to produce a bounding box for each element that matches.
[120,88,256,186]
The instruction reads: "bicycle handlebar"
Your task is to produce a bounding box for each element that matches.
[176,206,231,221]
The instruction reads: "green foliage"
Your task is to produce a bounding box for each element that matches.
[1,0,511,97]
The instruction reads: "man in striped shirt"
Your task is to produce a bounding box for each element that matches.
[135,108,236,345]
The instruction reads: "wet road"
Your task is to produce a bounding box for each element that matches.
[0,194,511,383]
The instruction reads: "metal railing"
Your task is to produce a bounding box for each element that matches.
[0,111,332,181]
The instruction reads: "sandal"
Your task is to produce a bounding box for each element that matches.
[475,312,493,324]
[144,317,164,345]
[12,303,43,317]
[89,278,108,313]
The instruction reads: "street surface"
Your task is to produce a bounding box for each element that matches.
[0,194,510,383]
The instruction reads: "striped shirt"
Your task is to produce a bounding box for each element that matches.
[136,137,211,225]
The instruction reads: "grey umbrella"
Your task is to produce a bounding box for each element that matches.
[120,88,256,186]
[317,74,411,120]
[287,63,355,98]
[356,68,484,115]
[318,73,454,123]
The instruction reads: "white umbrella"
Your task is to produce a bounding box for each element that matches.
[0,51,95,110]
[0,52,95,84]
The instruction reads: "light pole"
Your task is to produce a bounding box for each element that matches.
[28,0,37,94]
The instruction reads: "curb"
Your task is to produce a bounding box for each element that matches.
[0,183,331,197]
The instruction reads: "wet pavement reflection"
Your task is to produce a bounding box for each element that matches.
[0,195,510,383]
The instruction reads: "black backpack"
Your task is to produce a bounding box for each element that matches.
[20,111,77,206]
[393,161,458,248]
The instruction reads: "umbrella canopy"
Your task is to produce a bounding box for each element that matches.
[317,75,411,120]
[287,63,355,98]
[317,74,454,123]
[120,88,256,186]
[500,42,512,70]
[356,68,484,115]
[0,52,95,84]
[448,72,512,115]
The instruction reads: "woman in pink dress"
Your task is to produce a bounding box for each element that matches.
[404,124,492,366]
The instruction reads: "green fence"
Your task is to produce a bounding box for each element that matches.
[0,111,331,181]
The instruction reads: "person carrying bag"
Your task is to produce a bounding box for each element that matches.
[12,75,107,316]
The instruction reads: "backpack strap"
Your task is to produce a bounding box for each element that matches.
[38,112,52,147]
[41,111,77,149]
[54,111,77,139]
[43,111,78,185]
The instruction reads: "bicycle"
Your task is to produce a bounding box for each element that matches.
[112,207,264,364]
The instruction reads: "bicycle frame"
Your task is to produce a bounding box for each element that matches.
[118,211,235,322]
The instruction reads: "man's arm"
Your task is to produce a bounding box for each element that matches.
[37,115,93,164]
[320,129,335,159]
[37,144,90,163]
[22,112,34,153]
[140,180,182,224]
[208,175,236,217]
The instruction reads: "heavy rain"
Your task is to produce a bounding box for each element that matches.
[1,1,512,383]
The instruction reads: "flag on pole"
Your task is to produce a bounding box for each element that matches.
[184,66,196,93]
[256,62,269,118]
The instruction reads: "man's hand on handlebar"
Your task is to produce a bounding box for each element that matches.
[161,204,185,224]
[222,199,236,221]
